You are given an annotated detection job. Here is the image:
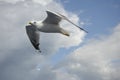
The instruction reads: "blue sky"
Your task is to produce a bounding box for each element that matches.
[51,0,120,64]
[0,0,120,80]
[61,0,120,38]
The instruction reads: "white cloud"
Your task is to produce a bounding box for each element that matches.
[0,0,52,5]
[0,0,25,3]
[54,24,120,80]
[33,0,53,6]
[0,0,85,80]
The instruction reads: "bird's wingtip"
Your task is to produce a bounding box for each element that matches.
[85,30,88,33]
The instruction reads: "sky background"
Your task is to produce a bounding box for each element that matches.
[0,0,120,80]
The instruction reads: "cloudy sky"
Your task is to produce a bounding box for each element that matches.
[0,0,120,80]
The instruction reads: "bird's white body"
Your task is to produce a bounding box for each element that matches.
[38,23,61,33]
[30,21,62,33]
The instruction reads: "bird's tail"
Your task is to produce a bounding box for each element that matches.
[60,28,70,37]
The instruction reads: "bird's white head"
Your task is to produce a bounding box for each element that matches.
[29,21,37,26]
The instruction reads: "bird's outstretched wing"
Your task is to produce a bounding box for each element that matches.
[56,12,88,33]
[26,25,40,51]
[43,11,62,24]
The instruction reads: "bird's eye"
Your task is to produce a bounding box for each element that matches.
[34,22,36,24]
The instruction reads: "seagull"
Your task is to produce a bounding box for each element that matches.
[26,11,88,52]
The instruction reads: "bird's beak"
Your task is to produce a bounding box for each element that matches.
[29,22,32,25]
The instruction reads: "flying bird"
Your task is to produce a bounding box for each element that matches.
[26,11,87,52]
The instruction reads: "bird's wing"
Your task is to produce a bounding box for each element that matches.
[56,12,88,33]
[43,11,62,24]
[26,25,40,51]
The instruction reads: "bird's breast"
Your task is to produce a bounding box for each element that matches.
[36,23,44,29]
